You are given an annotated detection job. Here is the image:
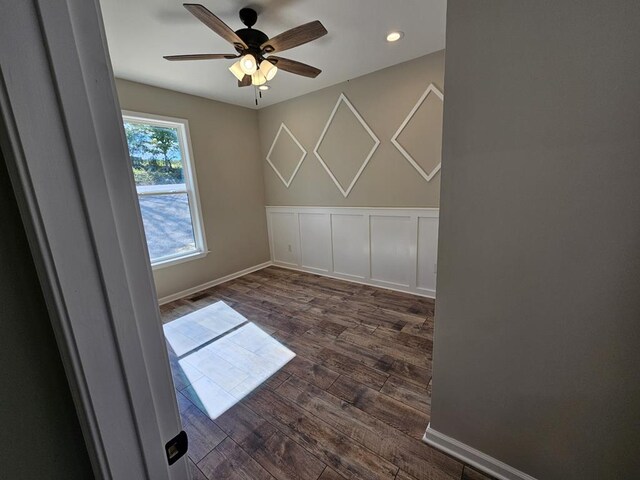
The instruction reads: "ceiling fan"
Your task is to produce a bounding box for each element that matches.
[164,3,327,90]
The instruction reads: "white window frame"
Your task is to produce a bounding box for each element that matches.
[122,110,208,269]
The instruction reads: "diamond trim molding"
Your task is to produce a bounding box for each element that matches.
[266,123,307,188]
[314,93,380,197]
[391,83,444,182]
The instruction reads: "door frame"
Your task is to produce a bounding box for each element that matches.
[0,0,188,478]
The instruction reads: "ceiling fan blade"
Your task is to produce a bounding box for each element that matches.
[183,4,248,50]
[238,75,252,87]
[261,20,327,54]
[267,56,321,78]
[164,53,239,61]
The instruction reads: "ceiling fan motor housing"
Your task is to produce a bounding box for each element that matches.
[235,28,268,52]
[235,8,268,59]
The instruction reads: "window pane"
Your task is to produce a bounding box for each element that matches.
[138,194,196,261]
[124,122,184,186]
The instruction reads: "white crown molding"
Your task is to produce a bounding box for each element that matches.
[266,123,307,188]
[423,425,538,480]
[391,83,444,182]
[314,93,381,197]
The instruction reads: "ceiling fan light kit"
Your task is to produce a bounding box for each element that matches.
[164,3,327,94]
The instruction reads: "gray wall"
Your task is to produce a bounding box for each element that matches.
[0,150,94,479]
[432,1,640,479]
[258,51,445,207]
[115,79,271,300]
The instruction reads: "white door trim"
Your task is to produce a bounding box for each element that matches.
[0,1,187,479]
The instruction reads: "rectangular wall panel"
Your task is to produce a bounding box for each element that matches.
[370,215,412,287]
[269,212,300,266]
[331,214,368,279]
[299,213,331,272]
[266,207,438,298]
[417,216,439,295]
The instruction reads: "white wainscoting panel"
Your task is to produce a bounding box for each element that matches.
[417,216,439,294]
[331,214,369,279]
[269,212,300,266]
[370,215,413,288]
[266,207,439,298]
[299,213,331,272]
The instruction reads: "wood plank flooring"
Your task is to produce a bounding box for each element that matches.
[161,267,494,480]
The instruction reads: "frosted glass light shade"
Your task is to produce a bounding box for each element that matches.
[251,70,267,86]
[240,54,257,75]
[228,61,245,81]
[259,60,278,81]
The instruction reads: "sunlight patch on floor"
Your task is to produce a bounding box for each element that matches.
[163,301,247,356]
[163,301,295,419]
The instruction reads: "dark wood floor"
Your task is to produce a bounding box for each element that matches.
[160,267,493,480]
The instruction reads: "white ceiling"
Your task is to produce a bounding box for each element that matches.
[99,0,446,109]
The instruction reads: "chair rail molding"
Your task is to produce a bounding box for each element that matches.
[313,94,381,198]
[266,122,307,188]
[391,83,444,182]
[266,206,439,297]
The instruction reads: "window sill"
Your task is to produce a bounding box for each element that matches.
[151,250,208,271]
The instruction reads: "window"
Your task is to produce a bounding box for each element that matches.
[122,111,207,268]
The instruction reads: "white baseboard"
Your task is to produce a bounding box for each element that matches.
[423,425,537,480]
[273,263,436,299]
[157,259,432,306]
[157,261,273,305]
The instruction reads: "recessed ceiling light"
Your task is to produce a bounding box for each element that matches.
[258,85,270,91]
[386,31,404,42]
